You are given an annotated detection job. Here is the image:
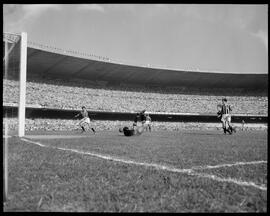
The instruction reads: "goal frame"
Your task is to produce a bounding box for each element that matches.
[18,32,27,137]
[3,32,27,204]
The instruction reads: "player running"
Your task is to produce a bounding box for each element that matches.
[218,98,235,135]
[75,106,96,134]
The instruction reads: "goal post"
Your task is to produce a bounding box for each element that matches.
[3,32,27,137]
[18,32,27,137]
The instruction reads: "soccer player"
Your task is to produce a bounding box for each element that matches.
[140,110,147,123]
[119,125,144,136]
[119,126,136,136]
[220,98,234,134]
[144,113,152,132]
[217,104,222,121]
[75,106,96,134]
[133,110,146,129]
[133,113,141,128]
[242,120,245,131]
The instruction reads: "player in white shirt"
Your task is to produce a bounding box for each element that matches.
[144,113,152,132]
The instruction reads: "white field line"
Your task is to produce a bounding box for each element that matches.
[21,138,47,147]
[20,138,267,191]
[192,161,267,170]
[188,171,267,191]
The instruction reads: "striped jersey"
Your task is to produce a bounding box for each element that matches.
[221,104,232,114]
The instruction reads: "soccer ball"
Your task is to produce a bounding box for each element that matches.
[119,128,123,133]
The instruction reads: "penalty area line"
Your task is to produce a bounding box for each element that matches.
[20,138,267,191]
[189,171,267,191]
[191,160,267,170]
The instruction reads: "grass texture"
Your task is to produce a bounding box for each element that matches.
[3,130,267,212]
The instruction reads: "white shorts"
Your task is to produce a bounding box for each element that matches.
[221,114,231,123]
[136,122,143,127]
[79,117,90,125]
[136,126,144,134]
[144,120,151,125]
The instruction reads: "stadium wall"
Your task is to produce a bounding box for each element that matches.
[3,105,267,124]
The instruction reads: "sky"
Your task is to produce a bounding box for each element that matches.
[3,4,268,73]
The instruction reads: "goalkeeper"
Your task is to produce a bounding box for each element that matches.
[119,123,144,136]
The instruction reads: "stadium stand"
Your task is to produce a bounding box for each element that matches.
[3,77,268,115]
[3,117,267,132]
[3,38,268,135]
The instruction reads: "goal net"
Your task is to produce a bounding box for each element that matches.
[3,32,27,137]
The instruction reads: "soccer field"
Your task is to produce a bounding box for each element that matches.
[4,130,267,212]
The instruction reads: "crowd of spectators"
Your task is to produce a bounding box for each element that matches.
[3,118,267,133]
[3,77,268,115]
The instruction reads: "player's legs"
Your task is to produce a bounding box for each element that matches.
[85,118,95,134]
[225,115,232,134]
[227,115,235,133]
[221,115,227,134]
[222,114,233,134]
[136,121,142,127]
[144,124,148,132]
[144,123,148,131]
[89,125,96,134]
[136,125,144,135]
[136,122,144,133]
[79,117,93,133]
[78,118,87,132]
[144,121,150,132]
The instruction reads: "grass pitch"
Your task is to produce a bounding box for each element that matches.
[3,130,267,212]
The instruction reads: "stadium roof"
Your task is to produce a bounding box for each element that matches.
[4,40,268,89]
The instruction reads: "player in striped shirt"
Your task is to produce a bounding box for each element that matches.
[75,106,96,134]
[220,98,234,134]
